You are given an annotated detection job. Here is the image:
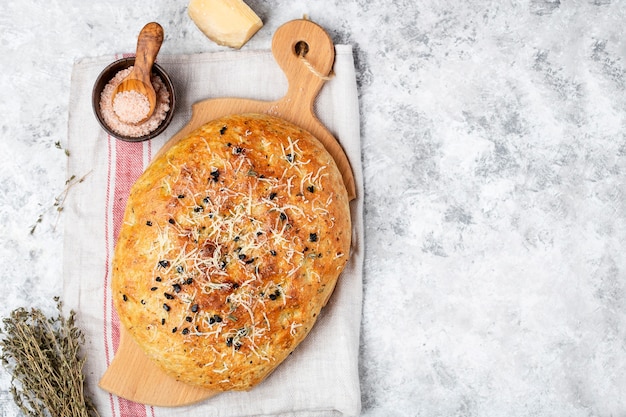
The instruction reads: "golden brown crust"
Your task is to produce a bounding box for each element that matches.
[112,113,351,391]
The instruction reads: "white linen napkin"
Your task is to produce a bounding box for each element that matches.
[63,45,363,417]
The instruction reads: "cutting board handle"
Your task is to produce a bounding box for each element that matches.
[271,19,335,116]
[270,19,356,200]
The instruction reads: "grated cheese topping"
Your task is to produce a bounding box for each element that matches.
[112,114,351,391]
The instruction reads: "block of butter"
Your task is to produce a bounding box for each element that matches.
[188,0,263,49]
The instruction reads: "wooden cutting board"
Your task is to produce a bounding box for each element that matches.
[98,18,355,407]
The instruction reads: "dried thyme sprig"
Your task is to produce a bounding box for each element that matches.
[30,171,91,235]
[0,298,99,417]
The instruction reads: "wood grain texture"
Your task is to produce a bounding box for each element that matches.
[98,18,354,407]
[112,22,164,123]
[98,332,217,406]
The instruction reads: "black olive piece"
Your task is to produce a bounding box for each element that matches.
[146,220,153,226]
[210,169,220,182]
[191,304,199,313]
[186,316,192,322]
[239,254,246,260]
[176,265,184,273]
[234,236,240,242]
[186,278,193,285]
[203,196,211,204]
[141,300,146,305]
[177,194,185,199]
[270,250,277,256]
[173,284,181,293]
[158,260,170,268]
[164,293,174,300]
[172,327,178,333]
[168,218,175,224]
[245,258,255,264]
[220,126,227,135]
[232,283,240,289]
[285,153,294,163]
[214,315,222,323]
[307,185,315,193]
[269,192,277,200]
[122,294,128,302]
[209,316,215,325]
[163,303,170,311]
[219,261,227,269]
[309,233,318,242]
[226,337,233,347]
[150,287,157,291]
[269,293,277,300]
[194,206,203,212]
[280,212,287,221]
[161,318,165,325]
[155,276,162,282]
[182,328,189,335]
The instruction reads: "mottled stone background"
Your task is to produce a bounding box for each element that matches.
[1,1,625,416]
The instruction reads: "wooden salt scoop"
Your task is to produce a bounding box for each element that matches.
[111,22,164,124]
[98,18,356,408]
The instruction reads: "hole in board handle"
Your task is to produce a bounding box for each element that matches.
[295,41,309,57]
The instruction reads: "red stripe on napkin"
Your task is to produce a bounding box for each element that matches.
[104,134,151,417]
[111,141,144,350]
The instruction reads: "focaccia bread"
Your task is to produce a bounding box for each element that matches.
[112,113,351,391]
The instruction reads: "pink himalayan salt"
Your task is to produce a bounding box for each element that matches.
[112,90,150,124]
[99,66,170,138]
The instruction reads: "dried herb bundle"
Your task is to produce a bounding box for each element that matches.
[0,298,99,417]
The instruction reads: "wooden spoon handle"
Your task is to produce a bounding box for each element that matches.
[135,22,164,84]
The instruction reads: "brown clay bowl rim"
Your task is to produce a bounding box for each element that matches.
[91,57,176,142]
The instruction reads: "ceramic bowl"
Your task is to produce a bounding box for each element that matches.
[92,57,176,142]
